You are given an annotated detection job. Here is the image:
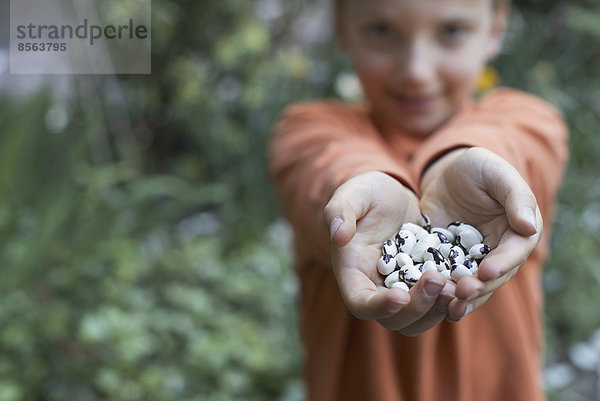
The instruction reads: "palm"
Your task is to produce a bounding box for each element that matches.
[332,175,421,288]
[419,169,511,250]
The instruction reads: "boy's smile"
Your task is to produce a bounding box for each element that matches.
[336,0,507,136]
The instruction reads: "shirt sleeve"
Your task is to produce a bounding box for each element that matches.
[411,88,570,257]
[269,101,415,265]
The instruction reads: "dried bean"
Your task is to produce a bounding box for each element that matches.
[395,252,413,269]
[384,270,401,289]
[450,264,473,282]
[448,246,466,266]
[464,257,479,274]
[379,215,494,288]
[403,266,422,287]
[421,260,437,273]
[382,239,398,257]
[391,281,410,292]
[401,222,427,236]
[456,228,483,251]
[469,243,491,260]
[438,243,453,259]
[396,230,417,255]
[418,213,432,232]
[377,254,397,276]
[431,227,455,243]
[441,270,452,281]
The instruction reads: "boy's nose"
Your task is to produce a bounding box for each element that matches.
[393,39,435,87]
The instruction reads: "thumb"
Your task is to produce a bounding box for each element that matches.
[323,181,371,247]
[484,159,540,237]
[504,189,541,237]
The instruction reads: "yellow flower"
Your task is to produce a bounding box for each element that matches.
[477,66,500,92]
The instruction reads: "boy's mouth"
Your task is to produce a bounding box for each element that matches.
[386,91,439,113]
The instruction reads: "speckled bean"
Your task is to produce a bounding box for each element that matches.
[411,234,441,262]
[382,239,398,257]
[450,264,473,282]
[431,227,455,243]
[384,270,401,289]
[464,257,479,274]
[403,265,422,287]
[456,228,483,251]
[391,281,410,292]
[423,247,450,272]
[448,246,466,266]
[421,260,437,273]
[468,243,491,260]
[395,230,417,255]
[438,242,453,259]
[395,252,413,270]
[377,254,397,276]
[418,213,432,232]
[380,219,493,288]
[401,222,427,236]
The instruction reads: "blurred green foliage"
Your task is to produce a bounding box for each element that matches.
[0,0,599,400]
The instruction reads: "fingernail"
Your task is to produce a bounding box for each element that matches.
[388,299,408,313]
[465,290,480,301]
[423,280,444,298]
[487,268,501,280]
[523,207,537,232]
[461,303,473,318]
[329,217,344,240]
[436,292,454,312]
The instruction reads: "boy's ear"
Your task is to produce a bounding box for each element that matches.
[486,3,510,61]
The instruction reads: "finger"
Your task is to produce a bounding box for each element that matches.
[397,281,456,336]
[476,227,540,281]
[323,198,359,248]
[504,191,541,237]
[453,226,536,298]
[453,266,519,301]
[323,182,371,247]
[337,266,410,320]
[452,275,483,300]
[482,156,540,237]
[446,292,492,322]
[377,271,446,331]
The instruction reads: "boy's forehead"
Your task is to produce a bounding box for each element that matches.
[341,0,493,16]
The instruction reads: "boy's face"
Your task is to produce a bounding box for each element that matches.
[337,0,507,136]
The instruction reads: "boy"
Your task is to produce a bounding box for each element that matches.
[270,0,569,400]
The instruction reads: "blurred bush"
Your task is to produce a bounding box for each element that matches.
[0,0,599,400]
[494,4,600,400]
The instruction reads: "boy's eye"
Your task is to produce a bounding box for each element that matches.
[440,23,470,42]
[365,22,392,37]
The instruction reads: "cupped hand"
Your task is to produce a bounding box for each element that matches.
[323,171,455,336]
[419,147,542,322]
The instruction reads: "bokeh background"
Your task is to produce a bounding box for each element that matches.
[0,0,599,400]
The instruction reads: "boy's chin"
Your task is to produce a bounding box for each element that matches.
[371,103,456,137]
[385,114,451,138]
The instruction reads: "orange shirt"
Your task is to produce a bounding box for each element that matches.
[270,88,569,401]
